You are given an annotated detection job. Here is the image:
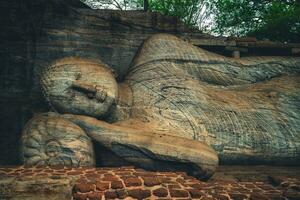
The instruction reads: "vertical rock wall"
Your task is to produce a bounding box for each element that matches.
[0,0,205,165]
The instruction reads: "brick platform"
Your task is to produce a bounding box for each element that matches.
[0,166,300,200]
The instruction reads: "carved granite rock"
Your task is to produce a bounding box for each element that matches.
[21,114,95,167]
[126,34,300,164]
[22,33,300,179]
[50,112,217,179]
[40,57,118,118]
[1,0,202,165]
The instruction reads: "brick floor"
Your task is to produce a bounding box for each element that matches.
[0,166,299,199]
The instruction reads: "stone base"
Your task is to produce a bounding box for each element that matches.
[0,166,299,200]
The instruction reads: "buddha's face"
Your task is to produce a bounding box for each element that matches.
[41,57,118,118]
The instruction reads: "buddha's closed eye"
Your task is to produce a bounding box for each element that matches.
[71,81,107,102]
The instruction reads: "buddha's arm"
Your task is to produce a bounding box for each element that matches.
[59,113,218,180]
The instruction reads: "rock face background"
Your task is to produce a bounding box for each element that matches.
[0,0,206,165]
[0,0,299,166]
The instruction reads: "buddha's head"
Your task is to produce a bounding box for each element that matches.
[41,57,118,118]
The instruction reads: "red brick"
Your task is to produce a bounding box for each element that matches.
[123,177,142,187]
[73,183,95,193]
[73,193,88,200]
[85,171,98,176]
[244,183,257,189]
[229,193,248,200]
[143,176,161,187]
[167,184,181,189]
[188,183,205,189]
[76,180,88,185]
[104,191,118,199]
[116,189,128,198]
[95,181,110,191]
[128,189,151,199]
[102,174,119,182]
[55,169,66,172]
[153,187,168,197]
[187,189,203,198]
[85,173,101,180]
[158,177,173,183]
[169,189,189,198]
[67,171,82,175]
[36,173,49,177]
[85,168,96,172]
[111,181,124,189]
[120,175,136,179]
[250,193,270,200]
[87,191,104,200]
[115,172,132,176]
[103,173,114,177]
[95,170,107,174]
[135,172,158,177]
[51,172,64,176]
[215,194,230,200]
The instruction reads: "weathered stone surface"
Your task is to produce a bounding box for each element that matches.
[40,57,118,118]
[126,34,300,164]
[0,0,202,165]
[21,114,95,167]
[2,0,299,168]
[27,33,300,177]
[21,33,300,180]
[37,111,218,180]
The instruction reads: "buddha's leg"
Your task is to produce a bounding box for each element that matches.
[129,34,300,86]
[56,113,218,180]
[128,34,300,164]
[21,113,95,167]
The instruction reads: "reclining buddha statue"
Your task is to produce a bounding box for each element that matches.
[21,34,300,180]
